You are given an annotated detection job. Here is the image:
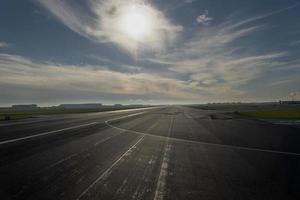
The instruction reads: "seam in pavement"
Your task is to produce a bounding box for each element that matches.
[105,118,300,157]
[0,122,98,145]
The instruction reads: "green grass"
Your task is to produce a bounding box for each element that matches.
[239,107,300,119]
[188,103,300,119]
[189,103,293,111]
[0,106,147,121]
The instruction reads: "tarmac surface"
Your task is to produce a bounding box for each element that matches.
[0,106,300,200]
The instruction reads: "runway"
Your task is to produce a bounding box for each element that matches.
[0,106,300,200]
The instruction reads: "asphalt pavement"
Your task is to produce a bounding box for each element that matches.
[0,106,300,200]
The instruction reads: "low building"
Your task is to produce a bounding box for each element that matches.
[59,103,103,109]
[12,104,38,109]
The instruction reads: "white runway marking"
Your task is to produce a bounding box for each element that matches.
[0,122,98,145]
[153,116,174,200]
[0,109,149,146]
[76,135,145,200]
[107,111,146,121]
[0,106,160,127]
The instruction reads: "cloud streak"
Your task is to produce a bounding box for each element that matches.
[147,14,300,100]
[0,53,207,104]
[225,2,299,30]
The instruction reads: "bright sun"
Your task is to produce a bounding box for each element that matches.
[119,5,152,40]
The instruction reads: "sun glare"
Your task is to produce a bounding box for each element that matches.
[119,5,152,40]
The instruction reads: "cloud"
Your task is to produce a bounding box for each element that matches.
[120,65,142,73]
[196,10,213,25]
[291,40,300,46]
[37,0,182,54]
[4,2,299,104]
[0,41,10,48]
[0,53,209,104]
[146,15,300,101]
[279,91,300,101]
[225,2,299,30]
[185,0,197,3]
[289,91,300,100]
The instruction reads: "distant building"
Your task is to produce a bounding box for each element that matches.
[114,104,123,107]
[12,104,38,109]
[129,104,143,107]
[279,101,300,105]
[59,103,103,109]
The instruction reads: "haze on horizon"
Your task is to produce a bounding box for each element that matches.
[0,0,300,106]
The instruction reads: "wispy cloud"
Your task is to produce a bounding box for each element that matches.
[225,2,299,30]
[37,0,182,54]
[146,14,300,100]
[196,10,213,25]
[184,0,197,3]
[289,91,300,100]
[0,41,10,48]
[291,40,300,46]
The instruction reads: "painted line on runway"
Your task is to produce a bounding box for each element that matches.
[0,110,148,146]
[0,106,161,127]
[106,119,300,157]
[108,111,146,121]
[153,116,174,200]
[77,112,156,199]
[76,135,145,200]
[0,122,98,145]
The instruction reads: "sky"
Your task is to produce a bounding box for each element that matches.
[0,0,300,106]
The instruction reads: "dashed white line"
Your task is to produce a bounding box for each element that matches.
[0,122,98,145]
